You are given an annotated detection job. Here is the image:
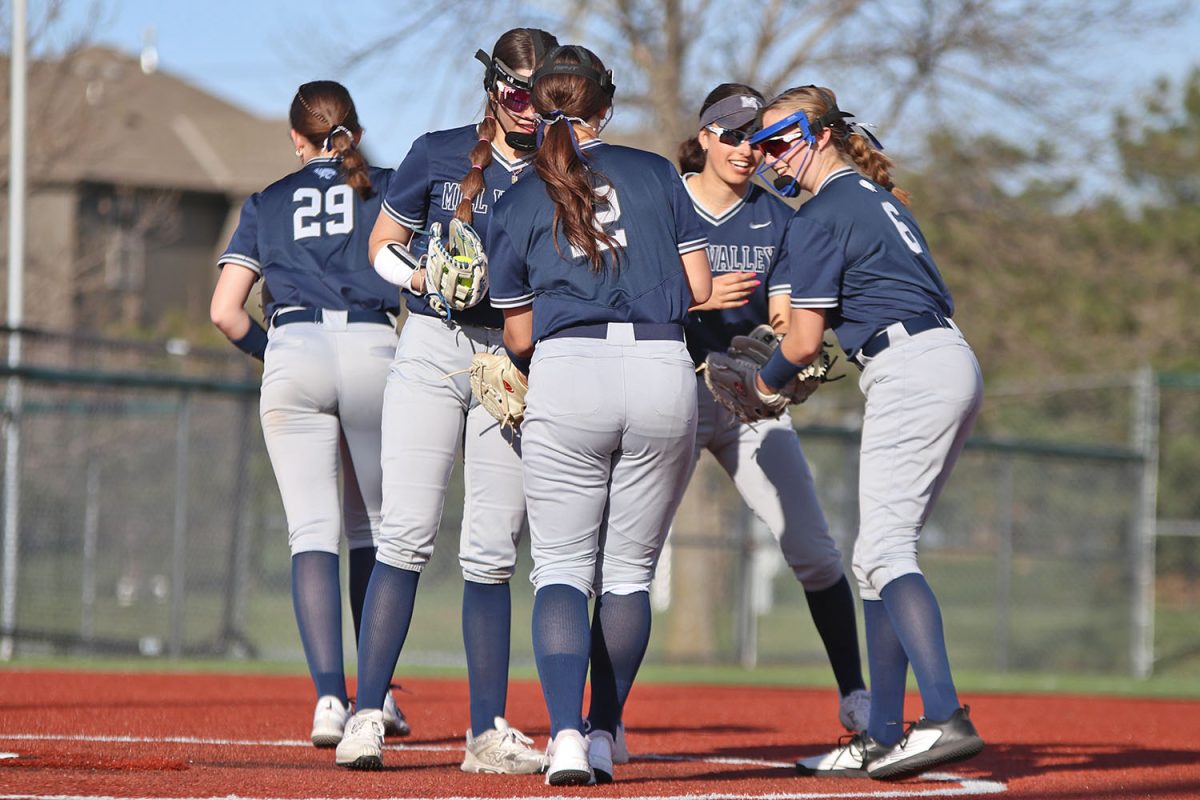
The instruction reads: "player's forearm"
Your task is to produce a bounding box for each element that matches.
[781,307,826,364]
[501,307,534,361]
[780,331,822,366]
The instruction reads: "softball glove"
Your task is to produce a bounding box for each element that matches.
[703,324,835,424]
[469,351,528,431]
[425,219,488,317]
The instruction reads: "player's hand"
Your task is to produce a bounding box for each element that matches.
[691,272,759,311]
[410,268,426,294]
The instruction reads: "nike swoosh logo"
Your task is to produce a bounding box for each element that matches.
[750,221,772,229]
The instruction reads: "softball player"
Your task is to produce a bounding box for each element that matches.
[487,45,712,786]
[747,86,984,780]
[210,81,408,747]
[676,83,869,732]
[334,28,557,773]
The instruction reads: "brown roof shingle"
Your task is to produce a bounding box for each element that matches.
[8,45,294,195]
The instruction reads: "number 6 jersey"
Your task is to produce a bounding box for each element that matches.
[487,139,707,344]
[220,157,401,319]
[784,167,955,360]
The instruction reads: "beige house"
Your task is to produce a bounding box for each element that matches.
[1,46,295,334]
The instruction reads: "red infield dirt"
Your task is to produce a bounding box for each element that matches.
[1,670,1198,799]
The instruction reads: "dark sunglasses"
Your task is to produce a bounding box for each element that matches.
[705,124,755,148]
[756,128,809,159]
[495,83,533,114]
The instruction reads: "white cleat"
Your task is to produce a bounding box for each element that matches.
[839,688,871,733]
[461,716,547,774]
[586,729,615,784]
[545,729,593,786]
[382,689,411,737]
[335,709,385,770]
[310,695,350,748]
[796,732,889,777]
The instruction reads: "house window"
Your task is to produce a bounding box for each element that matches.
[104,227,145,290]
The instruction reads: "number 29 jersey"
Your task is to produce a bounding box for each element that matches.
[219,157,401,319]
[487,140,708,344]
[785,167,954,359]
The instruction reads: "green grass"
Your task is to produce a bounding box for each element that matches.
[4,654,1198,700]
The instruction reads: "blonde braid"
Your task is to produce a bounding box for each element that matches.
[844,134,911,206]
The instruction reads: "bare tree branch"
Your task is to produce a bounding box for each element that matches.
[309,0,1185,160]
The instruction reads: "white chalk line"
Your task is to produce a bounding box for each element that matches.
[0,731,1006,798]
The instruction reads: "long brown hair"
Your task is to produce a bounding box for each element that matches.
[532,46,620,272]
[678,83,764,174]
[456,27,558,224]
[290,81,372,200]
[764,86,911,205]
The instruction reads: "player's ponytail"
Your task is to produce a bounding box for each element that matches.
[457,116,496,224]
[457,27,559,224]
[844,132,911,206]
[532,45,620,273]
[765,85,910,205]
[290,81,373,200]
[678,83,765,174]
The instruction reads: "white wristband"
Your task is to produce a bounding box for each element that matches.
[373,241,422,293]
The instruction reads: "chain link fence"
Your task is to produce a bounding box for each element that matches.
[1,327,1192,678]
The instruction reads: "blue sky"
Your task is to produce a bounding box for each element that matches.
[42,0,1200,175]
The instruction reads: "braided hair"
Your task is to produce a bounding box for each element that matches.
[456,27,558,224]
[290,81,372,200]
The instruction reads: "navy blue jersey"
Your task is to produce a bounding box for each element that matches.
[681,176,795,364]
[488,140,707,343]
[786,168,954,358]
[220,158,400,318]
[383,124,535,327]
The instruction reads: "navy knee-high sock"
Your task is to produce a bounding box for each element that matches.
[348,546,376,644]
[586,591,652,734]
[879,573,960,723]
[805,575,867,697]
[532,584,591,738]
[354,563,420,711]
[291,551,346,702]
[863,598,908,746]
[463,580,511,734]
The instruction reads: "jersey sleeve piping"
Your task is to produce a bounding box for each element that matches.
[382,199,425,230]
[490,292,535,309]
[790,296,839,308]
[219,254,261,275]
[677,237,708,254]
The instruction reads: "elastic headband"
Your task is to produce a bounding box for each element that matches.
[475,50,532,91]
[748,87,856,147]
[531,45,615,98]
[698,93,763,131]
[475,29,557,93]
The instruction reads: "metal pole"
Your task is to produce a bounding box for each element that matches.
[1131,368,1159,678]
[994,455,1014,672]
[169,392,192,658]
[734,505,757,669]
[220,395,254,655]
[80,459,100,643]
[2,0,29,662]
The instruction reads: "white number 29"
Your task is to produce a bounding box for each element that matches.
[881,201,922,255]
[293,185,354,240]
